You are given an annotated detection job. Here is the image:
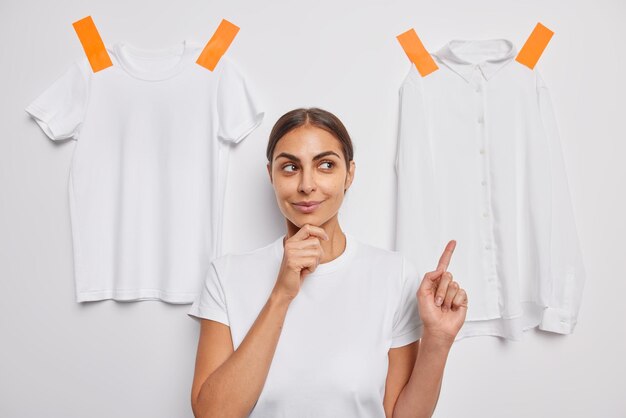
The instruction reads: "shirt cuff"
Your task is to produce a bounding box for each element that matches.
[539,307,576,334]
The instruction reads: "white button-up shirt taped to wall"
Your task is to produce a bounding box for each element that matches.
[394,39,586,341]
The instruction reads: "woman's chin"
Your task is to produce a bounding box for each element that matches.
[288,214,323,229]
[293,216,319,227]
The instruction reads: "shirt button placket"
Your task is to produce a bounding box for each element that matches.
[473,70,498,303]
[474,71,488,221]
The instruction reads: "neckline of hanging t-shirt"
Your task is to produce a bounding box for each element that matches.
[272,231,356,277]
[112,39,200,81]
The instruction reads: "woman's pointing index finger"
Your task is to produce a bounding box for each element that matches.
[436,240,457,272]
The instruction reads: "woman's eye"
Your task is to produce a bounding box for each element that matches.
[282,161,334,172]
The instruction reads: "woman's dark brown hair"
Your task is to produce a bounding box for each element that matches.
[266,108,355,172]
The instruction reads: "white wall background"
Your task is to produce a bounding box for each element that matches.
[2,0,624,416]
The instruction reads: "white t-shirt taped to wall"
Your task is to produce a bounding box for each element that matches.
[25,40,264,303]
[188,231,424,418]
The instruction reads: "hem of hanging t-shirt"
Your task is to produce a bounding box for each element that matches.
[76,289,198,304]
[229,112,265,144]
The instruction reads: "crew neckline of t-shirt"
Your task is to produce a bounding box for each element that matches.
[272,231,356,277]
[112,39,199,81]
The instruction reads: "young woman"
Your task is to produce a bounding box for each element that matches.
[188,108,468,418]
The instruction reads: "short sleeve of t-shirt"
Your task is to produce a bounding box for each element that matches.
[24,58,90,141]
[391,255,424,348]
[216,57,264,144]
[187,259,230,326]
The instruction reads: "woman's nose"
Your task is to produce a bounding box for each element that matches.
[298,168,316,194]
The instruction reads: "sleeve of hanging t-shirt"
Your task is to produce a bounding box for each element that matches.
[216,57,264,144]
[390,255,424,348]
[187,259,230,326]
[24,58,90,141]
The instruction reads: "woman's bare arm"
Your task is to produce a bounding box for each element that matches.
[191,225,328,418]
[392,241,468,418]
[191,291,292,418]
[391,333,451,418]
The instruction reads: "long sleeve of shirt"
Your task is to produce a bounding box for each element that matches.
[535,73,586,334]
[394,70,443,277]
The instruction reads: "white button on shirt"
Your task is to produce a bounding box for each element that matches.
[394,39,586,341]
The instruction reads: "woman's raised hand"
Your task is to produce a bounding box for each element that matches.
[416,240,469,345]
[272,224,329,301]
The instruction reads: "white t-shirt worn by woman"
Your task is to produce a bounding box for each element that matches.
[188,231,424,418]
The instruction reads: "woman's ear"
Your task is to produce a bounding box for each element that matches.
[344,160,355,193]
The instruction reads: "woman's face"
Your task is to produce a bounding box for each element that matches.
[267,124,355,230]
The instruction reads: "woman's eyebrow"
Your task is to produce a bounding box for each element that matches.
[274,151,341,163]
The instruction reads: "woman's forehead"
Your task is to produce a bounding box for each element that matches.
[275,125,343,155]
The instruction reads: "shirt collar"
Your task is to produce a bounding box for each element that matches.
[432,39,517,82]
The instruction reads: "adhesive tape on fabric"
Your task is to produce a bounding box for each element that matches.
[396,28,438,77]
[72,16,113,73]
[196,19,240,71]
[516,22,554,70]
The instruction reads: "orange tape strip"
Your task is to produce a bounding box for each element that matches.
[396,29,438,77]
[197,19,240,71]
[72,16,112,73]
[516,22,554,70]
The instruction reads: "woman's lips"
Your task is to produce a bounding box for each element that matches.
[292,201,321,213]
